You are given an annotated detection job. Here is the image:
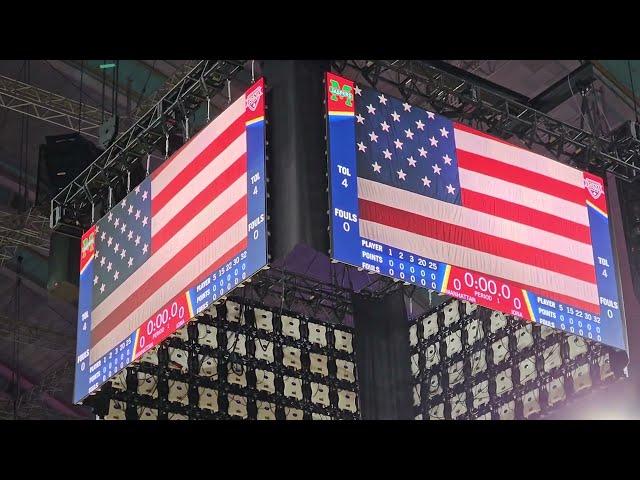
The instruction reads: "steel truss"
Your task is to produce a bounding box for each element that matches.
[0,74,106,139]
[227,266,405,325]
[334,60,640,182]
[50,60,247,230]
[0,206,51,268]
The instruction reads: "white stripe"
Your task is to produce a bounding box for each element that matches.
[360,220,599,306]
[91,217,247,363]
[358,178,594,265]
[454,127,585,188]
[152,94,245,196]
[152,133,246,232]
[91,176,246,330]
[459,168,590,226]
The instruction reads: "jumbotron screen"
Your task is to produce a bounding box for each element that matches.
[326,72,626,350]
[73,79,267,403]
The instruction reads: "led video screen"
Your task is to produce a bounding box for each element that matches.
[73,79,267,403]
[326,72,626,350]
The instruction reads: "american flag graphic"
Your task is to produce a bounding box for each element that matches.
[85,81,264,363]
[353,84,600,313]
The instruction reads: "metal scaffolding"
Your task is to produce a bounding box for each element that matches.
[334,60,640,182]
[0,206,51,269]
[50,60,247,230]
[0,74,107,139]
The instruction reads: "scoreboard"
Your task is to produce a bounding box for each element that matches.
[326,72,627,350]
[73,80,268,403]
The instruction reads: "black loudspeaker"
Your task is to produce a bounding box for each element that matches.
[47,230,81,304]
[36,133,102,205]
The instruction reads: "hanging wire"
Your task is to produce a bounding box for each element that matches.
[78,60,84,133]
[628,60,639,124]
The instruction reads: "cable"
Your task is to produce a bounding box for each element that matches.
[628,60,639,124]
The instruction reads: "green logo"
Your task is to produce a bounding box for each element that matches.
[329,79,353,107]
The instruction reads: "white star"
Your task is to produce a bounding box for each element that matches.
[357,141,367,152]
[128,205,133,215]
[404,128,414,140]
[142,216,148,227]
[135,185,141,194]
[429,136,439,147]
[407,156,417,167]
[100,283,105,294]
[107,236,113,247]
[416,119,425,131]
[127,230,133,241]
[95,225,99,233]
[120,249,126,259]
[402,102,412,112]
[446,183,456,195]
[440,127,449,138]
[418,147,428,158]
[100,256,106,267]
[114,243,119,253]
[397,169,407,181]
[135,235,141,246]
[108,212,113,222]
[427,111,436,119]
[100,231,106,241]
[432,164,442,175]
[94,275,99,285]
[354,85,362,96]
[107,262,112,272]
[142,191,148,201]
[128,257,133,268]
[356,113,365,124]
[120,223,126,234]
[393,138,403,150]
[443,154,452,165]
[372,161,382,173]
[95,250,99,258]
[369,131,379,142]
[391,111,401,122]
[114,271,119,281]
[120,198,126,208]
[135,210,140,220]
[113,217,120,228]
[422,176,432,187]
[142,244,148,255]
[380,121,390,132]
[378,93,388,105]
[382,148,393,160]
[366,104,376,114]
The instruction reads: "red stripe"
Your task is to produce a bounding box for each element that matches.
[151,115,246,214]
[512,278,599,314]
[359,199,597,284]
[91,196,247,346]
[151,154,246,252]
[454,122,525,148]
[461,189,592,245]
[457,149,585,206]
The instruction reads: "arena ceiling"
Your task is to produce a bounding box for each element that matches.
[0,59,637,419]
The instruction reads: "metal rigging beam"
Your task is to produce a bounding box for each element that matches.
[50,60,247,231]
[0,74,107,139]
[335,60,640,182]
[0,206,51,269]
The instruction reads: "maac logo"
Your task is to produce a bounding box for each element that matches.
[584,177,604,200]
[246,86,263,112]
[329,79,353,107]
[81,232,95,260]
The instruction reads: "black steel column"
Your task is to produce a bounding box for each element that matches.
[261,60,331,261]
[353,289,413,419]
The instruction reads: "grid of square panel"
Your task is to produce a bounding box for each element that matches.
[409,299,626,420]
[89,297,360,420]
